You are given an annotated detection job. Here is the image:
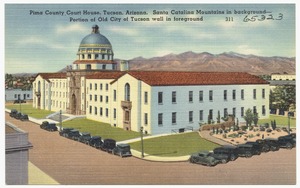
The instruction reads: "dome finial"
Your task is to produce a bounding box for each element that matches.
[92,25,99,34]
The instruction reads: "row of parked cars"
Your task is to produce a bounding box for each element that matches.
[40,122,132,158]
[9,109,29,121]
[189,134,296,167]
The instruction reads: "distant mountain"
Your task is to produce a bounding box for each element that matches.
[116,51,295,75]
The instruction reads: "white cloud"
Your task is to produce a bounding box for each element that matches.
[55,24,87,35]
[235,45,261,55]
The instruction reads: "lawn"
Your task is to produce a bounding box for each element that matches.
[5,104,54,119]
[130,132,220,157]
[62,118,141,142]
[258,115,296,128]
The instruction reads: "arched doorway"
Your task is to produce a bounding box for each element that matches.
[71,94,76,115]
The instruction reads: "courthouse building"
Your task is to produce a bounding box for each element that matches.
[32,25,270,135]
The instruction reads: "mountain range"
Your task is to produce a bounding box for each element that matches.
[116,51,295,75]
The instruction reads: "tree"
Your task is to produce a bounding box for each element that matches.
[243,108,254,128]
[253,113,259,126]
[270,85,296,111]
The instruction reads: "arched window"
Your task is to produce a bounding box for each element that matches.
[125,83,130,101]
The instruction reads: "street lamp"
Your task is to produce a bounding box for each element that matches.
[140,126,144,158]
[287,112,291,135]
[59,110,62,132]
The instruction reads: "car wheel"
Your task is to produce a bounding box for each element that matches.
[245,152,252,158]
[286,143,293,149]
[230,155,236,161]
[221,159,227,164]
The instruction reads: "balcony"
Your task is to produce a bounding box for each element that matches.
[121,101,132,110]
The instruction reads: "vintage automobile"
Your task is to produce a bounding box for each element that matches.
[65,130,81,140]
[9,109,18,118]
[255,139,271,152]
[44,123,58,132]
[112,143,132,157]
[13,99,26,104]
[100,139,116,152]
[213,145,239,163]
[235,144,256,158]
[14,112,23,120]
[78,132,92,143]
[244,142,263,155]
[59,127,74,137]
[189,151,221,166]
[277,135,296,149]
[88,136,103,148]
[257,139,279,151]
[20,114,29,121]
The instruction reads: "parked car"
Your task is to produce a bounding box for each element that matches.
[100,139,116,152]
[112,143,132,157]
[255,139,271,152]
[78,132,92,144]
[189,151,221,166]
[244,142,263,155]
[40,121,49,129]
[44,123,58,132]
[88,136,103,148]
[14,112,23,120]
[59,127,74,137]
[20,114,29,121]
[262,138,280,151]
[13,99,26,104]
[277,135,296,149]
[65,130,81,140]
[213,145,239,163]
[235,144,256,158]
[9,109,18,118]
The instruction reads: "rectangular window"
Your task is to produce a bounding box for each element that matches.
[262,105,266,116]
[172,112,176,124]
[100,84,103,90]
[144,92,148,104]
[224,108,228,117]
[95,83,97,90]
[233,108,236,117]
[262,89,265,99]
[158,92,163,104]
[199,91,203,102]
[158,113,163,126]
[224,90,227,101]
[106,96,109,103]
[241,89,244,100]
[114,108,116,119]
[172,91,176,103]
[113,90,117,101]
[209,109,213,120]
[106,108,109,117]
[232,90,236,100]
[144,113,148,125]
[253,89,257,99]
[94,107,97,115]
[241,107,244,117]
[106,84,109,91]
[189,111,193,122]
[14,94,17,98]
[94,95,97,102]
[199,110,203,121]
[90,83,92,90]
[100,95,103,102]
[209,90,213,101]
[89,94,92,101]
[100,107,103,116]
[89,106,92,114]
[253,106,257,114]
[189,91,193,102]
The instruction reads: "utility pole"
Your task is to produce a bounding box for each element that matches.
[140,126,144,158]
[59,110,62,131]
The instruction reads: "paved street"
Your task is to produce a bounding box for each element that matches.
[6,113,296,185]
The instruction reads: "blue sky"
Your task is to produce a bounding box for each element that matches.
[5,3,295,73]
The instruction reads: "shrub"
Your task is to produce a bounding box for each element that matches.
[266,128,272,133]
[249,126,254,131]
[241,125,247,131]
[223,134,227,138]
[248,134,254,138]
[228,133,238,138]
[256,133,260,137]
[264,123,269,128]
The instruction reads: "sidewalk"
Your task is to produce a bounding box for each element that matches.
[28,162,59,185]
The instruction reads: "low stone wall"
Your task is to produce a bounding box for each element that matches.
[200,116,235,131]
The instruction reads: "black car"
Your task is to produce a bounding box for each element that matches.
[40,121,49,129]
[189,151,221,166]
[213,145,239,163]
[277,135,296,149]
[88,136,103,148]
[9,109,18,118]
[20,114,29,121]
[112,143,132,157]
[78,132,92,144]
[15,112,23,119]
[255,139,271,152]
[262,138,280,151]
[65,130,81,140]
[244,142,263,155]
[236,144,256,158]
[100,139,116,152]
[44,123,58,132]
[59,127,74,136]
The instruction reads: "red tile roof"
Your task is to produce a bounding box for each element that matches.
[36,73,67,79]
[73,60,117,64]
[85,71,125,79]
[123,71,269,86]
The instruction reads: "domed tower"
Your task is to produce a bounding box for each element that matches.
[73,25,117,70]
